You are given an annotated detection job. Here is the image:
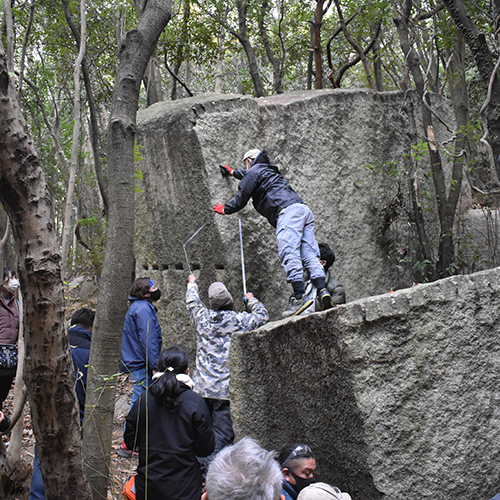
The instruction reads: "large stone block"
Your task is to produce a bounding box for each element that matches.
[135,90,465,357]
[230,266,500,500]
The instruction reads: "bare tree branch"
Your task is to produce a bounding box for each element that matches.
[163,52,194,97]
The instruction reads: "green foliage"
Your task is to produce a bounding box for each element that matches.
[5,0,500,287]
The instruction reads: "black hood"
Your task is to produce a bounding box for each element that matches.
[252,149,271,166]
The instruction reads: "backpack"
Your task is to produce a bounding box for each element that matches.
[122,475,136,500]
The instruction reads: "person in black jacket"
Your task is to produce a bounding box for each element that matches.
[300,243,346,315]
[0,411,10,433]
[215,149,333,318]
[28,308,95,500]
[124,346,214,500]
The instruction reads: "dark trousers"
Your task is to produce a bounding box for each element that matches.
[204,398,234,453]
[198,398,234,476]
[0,373,15,410]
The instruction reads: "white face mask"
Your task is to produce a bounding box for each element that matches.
[8,278,19,290]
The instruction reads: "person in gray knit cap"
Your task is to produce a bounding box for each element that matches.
[186,275,268,463]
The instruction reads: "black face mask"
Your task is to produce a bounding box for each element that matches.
[149,289,161,302]
[290,470,317,493]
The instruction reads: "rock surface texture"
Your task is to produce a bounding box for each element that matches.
[230,266,500,500]
[134,90,490,359]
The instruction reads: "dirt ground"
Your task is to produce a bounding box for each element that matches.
[2,373,139,500]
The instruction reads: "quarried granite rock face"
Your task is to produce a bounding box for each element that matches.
[230,266,500,500]
[134,90,459,355]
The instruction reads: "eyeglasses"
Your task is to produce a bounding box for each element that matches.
[284,444,313,463]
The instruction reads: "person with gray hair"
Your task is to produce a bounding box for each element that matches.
[202,437,285,500]
[186,275,268,466]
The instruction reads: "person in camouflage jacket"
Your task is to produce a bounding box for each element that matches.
[186,274,268,458]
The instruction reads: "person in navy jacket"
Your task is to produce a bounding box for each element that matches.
[29,308,95,500]
[119,277,163,457]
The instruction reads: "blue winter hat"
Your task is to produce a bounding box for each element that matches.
[149,279,155,289]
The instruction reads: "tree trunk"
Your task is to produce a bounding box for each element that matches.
[335,0,376,89]
[258,0,283,93]
[307,21,314,90]
[0,219,10,275]
[371,22,384,91]
[4,0,14,73]
[17,0,36,103]
[396,2,468,280]
[215,8,230,93]
[81,1,172,497]
[6,291,27,467]
[395,0,442,280]
[313,0,324,89]
[0,45,92,500]
[143,57,164,105]
[62,0,110,216]
[435,37,467,277]
[236,0,266,97]
[442,0,500,178]
[61,0,87,278]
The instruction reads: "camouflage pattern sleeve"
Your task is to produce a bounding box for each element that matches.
[237,298,269,332]
[186,282,208,329]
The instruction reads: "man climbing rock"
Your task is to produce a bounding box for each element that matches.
[215,149,334,317]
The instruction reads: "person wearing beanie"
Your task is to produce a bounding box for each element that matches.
[215,149,334,318]
[186,274,268,466]
[297,483,351,500]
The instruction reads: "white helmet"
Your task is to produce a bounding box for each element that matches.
[242,149,260,162]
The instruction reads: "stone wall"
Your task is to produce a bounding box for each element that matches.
[230,266,500,500]
[134,89,473,358]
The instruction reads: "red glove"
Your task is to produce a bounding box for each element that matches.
[219,164,234,177]
[213,204,225,215]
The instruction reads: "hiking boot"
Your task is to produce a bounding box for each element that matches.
[318,288,334,311]
[118,442,138,458]
[282,295,314,318]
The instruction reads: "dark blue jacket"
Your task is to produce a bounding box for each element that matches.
[224,150,303,227]
[282,479,298,500]
[120,297,162,374]
[68,324,91,423]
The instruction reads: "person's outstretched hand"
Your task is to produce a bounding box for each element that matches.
[188,274,196,283]
[213,204,225,215]
[219,164,234,177]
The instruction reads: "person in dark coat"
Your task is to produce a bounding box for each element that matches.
[0,411,10,433]
[300,243,345,315]
[279,444,317,500]
[0,267,19,410]
[124,346,214,500]
[215,149,334,318]
[119,277,163,457]
[28,308,95,500]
